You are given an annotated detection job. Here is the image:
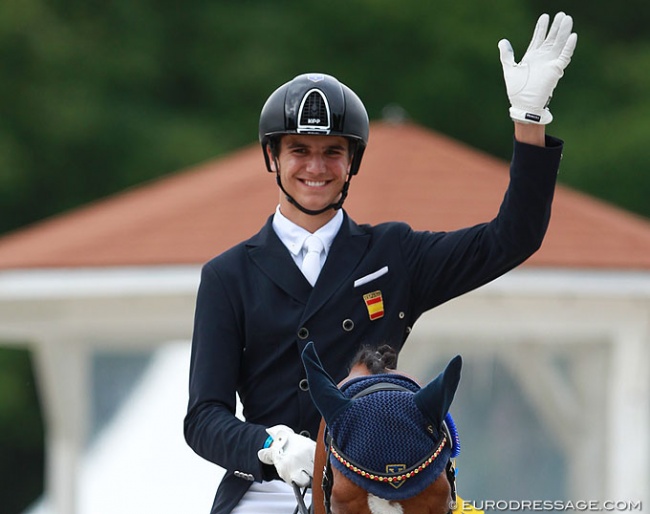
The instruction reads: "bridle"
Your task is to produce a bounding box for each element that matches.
[293,381,459,514]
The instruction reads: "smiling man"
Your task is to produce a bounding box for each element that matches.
[184,12,577,514]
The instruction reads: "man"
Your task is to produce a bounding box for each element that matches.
[184,12,577,514]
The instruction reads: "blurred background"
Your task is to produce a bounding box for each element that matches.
[1,1,649,512]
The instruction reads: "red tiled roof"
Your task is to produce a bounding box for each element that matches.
[0,122,649,270]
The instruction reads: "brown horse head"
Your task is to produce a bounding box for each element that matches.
[302,342,462,514]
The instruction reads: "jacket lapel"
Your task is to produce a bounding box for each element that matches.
[247,216,313,303]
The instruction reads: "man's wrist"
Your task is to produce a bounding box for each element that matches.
[514,122,546,147]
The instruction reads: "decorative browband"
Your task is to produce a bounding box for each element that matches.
[329,434,447,484]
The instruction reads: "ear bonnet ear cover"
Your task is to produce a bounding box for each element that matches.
[302,342,462,500]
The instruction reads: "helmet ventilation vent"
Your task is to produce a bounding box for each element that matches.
[297,89,331,134]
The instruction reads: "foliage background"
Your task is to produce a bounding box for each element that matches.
[1,1,649,512]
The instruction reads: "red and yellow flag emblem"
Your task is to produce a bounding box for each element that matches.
[363,290,385,320]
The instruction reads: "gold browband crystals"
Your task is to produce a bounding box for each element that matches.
[330,434,447,483]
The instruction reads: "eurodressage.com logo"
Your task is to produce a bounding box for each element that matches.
[461,499,643,512]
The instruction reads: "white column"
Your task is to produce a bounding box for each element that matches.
[32,338,90,514]
[567,344,608,501]
[605,325,649,505]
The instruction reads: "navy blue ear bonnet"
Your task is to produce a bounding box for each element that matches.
[333,374,453,500]
[302,342,462,501]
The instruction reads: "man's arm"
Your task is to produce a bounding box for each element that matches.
[184,262,315,487]
[514,122,545,147]
[184,263,271,480]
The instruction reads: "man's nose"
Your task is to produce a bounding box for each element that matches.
[305,154,326,173]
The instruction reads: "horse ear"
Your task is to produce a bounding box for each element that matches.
[301,342,352,425]
[413,355,462,429]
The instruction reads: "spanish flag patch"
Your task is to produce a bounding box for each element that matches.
[363,290,385,320]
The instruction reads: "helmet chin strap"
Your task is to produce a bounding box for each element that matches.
[273,154,353,216]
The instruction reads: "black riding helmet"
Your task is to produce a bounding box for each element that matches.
[259,73,369,215]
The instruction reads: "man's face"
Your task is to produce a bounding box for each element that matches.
[271,134,351,217]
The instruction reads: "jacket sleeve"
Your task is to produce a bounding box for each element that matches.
[403,135,563,314]
[183,263,276,482]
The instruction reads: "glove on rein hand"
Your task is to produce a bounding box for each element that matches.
[498,12,578,125]
[257,424,316,487]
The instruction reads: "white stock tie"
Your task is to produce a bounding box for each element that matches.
[301,235,324,286]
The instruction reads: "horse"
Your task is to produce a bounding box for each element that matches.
[300,342,473,514]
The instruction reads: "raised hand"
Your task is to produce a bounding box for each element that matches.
[498,12,578,124]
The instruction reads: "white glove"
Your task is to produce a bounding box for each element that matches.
[257,424,316,487]
[498,12,577,124]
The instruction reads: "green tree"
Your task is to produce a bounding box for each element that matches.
[0,0,648,236]
[0,348,44,514]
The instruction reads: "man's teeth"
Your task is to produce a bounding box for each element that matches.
[304,180,326,187]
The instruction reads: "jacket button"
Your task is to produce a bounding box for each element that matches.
[299,378,309,391]
[299,430,311,438]
[297,327,309,339]
[342,319,354,332]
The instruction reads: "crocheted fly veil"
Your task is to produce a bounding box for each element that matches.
[302,342,462,501]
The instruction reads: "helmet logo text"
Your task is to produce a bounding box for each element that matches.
[297,89,331,134]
